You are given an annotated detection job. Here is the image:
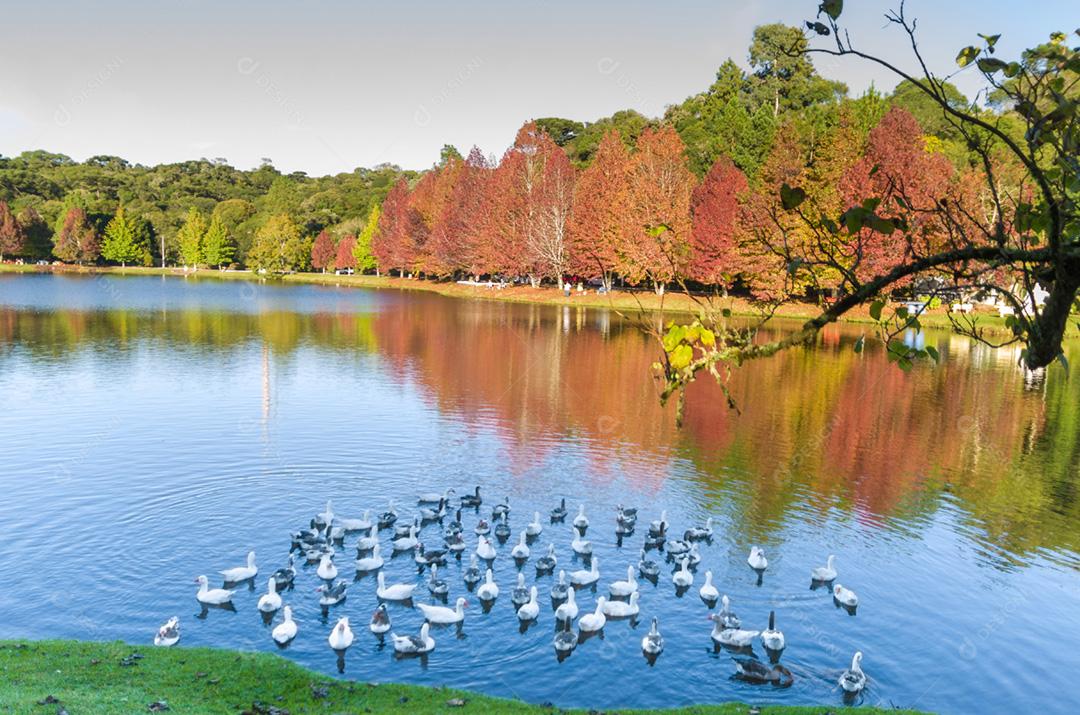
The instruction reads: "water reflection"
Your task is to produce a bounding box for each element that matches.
[2,282,1078,568]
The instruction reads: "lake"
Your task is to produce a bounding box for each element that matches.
[1,272,1078,714]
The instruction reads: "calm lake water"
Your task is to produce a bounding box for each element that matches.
[1,273,1078,714]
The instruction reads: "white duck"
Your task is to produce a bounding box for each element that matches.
[511,531,530,560]
[338,510,374,532]
[328,616,354,650]
[526,511,543,536]
[578,597,607,632]
[257,577,282,613]
[672,557,694,588]
[747,546,768,571]
[609,564,638,598]
[811,554,838,582]
[315,500,334,528]
[376,571,416,601]
[710,621,760,648]
[839,651,867,693]
[834,583,859,608]
[476,535,497,561]
[392,525,419,552]
[194,575,234,605]
[761,610,785,651]
[511,572,530,607]
[516,586,540,621]
[369,603,391,634]
[355,544,384,572]
[220,551,258,583]
[569,557,599,587]
[535,543,557,574]
[391,622,435,654]
[554,586,578,622]
[153,617,180,647]
[571,531,593,556]
[355,533,379,552]
[316,554,338,581]
[418,596,468,625]
[602,591,640,618]
[699,570,719,603]
[572,504,589,530]
[477,568,499,601]
[271,606,297,644]
[418,487,454,504]
[641,616,663,655]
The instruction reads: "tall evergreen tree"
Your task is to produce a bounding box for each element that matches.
[101,204,146,267]
[176,207,207,270]
[201,215,235,268]
[353,203,380,274]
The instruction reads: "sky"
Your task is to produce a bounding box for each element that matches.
[0,0,1074,175]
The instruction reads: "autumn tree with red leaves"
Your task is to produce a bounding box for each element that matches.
[53,207,99,265]
[310,230,336,273]
[689,157,748,288]
[335,234,357,271]
[0,201,25,261]
[621,126,695,294]
[372,178,413,277]
[431,147,492,278]
[568,130,631,291]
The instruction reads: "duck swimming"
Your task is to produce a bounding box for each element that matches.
[474,518,491,536]
[337,509,373,532]
[493,513,512,541]
[460,486,482,508]
[569,557,600,587]
[839,651,867,693]
[685,517,713,541]
[315,580,348,607]
[418,488,454,505]
[733,657,794,687]
[153,617,180,647]
[271,606,297,645]
[526,511,543,536]
[602,591,639,618]
[316,554,338,581]
[554,586,578,622]
[369,603,391,634]
[811,554,838,582]
[711,621,760,648]
[571,531,593,556]
[609,564,638,598]
[672,557,694,588]
[271,555,296,592]
[463,554,482,587]
[392,525,419,552]
[355,544,384,572]
[476,535,497,561]
[376,571,416,601]
[550,498,567,522]
[699,570,719,603]
[492,496,511,520]
[761,610,785,651]
[377,500,398,530]
[638,550,661,580]
[641,617,663,656]
[511,572,530,607]
[194,575,234,605]
[220,551,258,583]
[550,570,570,601]
[747,546,768,571]
[715,594,740,629]
[477,569,499,601]
[833,583,859,608]
[511,531,530,560]
[535,544,557,575]
[578,597,607,632]
[392,622,435,655]
[417,597,467,625]
[572,504,589,531]
[327,616,354,651]
[257,577,282,613]
[428,564,449,596]
[553,619,578,652]
[516,586,540,621]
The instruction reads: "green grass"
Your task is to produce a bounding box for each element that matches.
[0,640,925,715]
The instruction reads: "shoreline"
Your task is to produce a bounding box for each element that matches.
[0,639,925,714]
[0,263,1050,337]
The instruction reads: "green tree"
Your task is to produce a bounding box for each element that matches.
[176,207,207,270]
[353,203,379,274]
[248,213,307,274]
[100,204,147,267]
[745,23,847,116]
[17,208,52,260]
[201,215,235,269]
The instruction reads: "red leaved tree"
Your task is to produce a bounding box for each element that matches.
[372,179,413,277]
[621,126,695,294]
[689,156,748,288]
[311,230,336,273]
[0,201,25,261]
[568,130,631,292]
[335,234,357,271]
[431,147,493,278]
[53,207,99,265]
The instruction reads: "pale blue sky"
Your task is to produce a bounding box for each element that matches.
[0,1,1073,175]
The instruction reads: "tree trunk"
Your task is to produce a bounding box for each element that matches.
[654,282,665,296]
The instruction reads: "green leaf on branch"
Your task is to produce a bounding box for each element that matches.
[925,345,940,363]
[780,183,807,210]
[670,344,693,370]
[819,0,843,21]
[806,21,831,36]
[956,46,980,67]
[977,57,1008,73]
[869,300,885,321]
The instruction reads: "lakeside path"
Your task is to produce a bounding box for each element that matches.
[0,640,927,715]
[0,263,1048,338]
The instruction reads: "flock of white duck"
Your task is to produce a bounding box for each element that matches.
[158,487,869,698]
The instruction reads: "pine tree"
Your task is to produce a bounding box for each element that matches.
[354,204,380,274]
[176,207,207,270]
[201,215,235,269]
[101,204,144,267]
[0,201,24,261]
[53,207,99,264]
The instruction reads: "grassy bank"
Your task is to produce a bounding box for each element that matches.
[0,640,924,715]
[2,262,1059,338]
